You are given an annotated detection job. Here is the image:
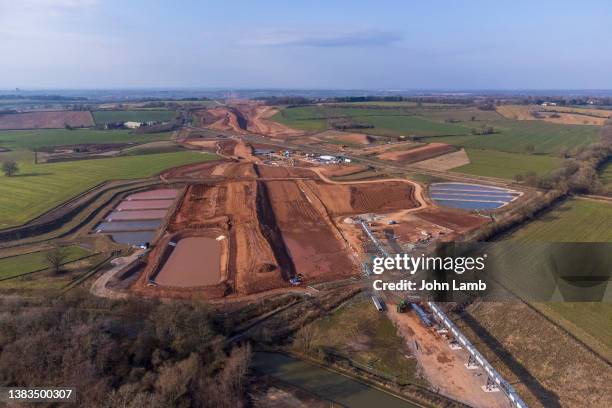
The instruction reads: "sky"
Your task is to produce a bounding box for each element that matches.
[0,0,611,90]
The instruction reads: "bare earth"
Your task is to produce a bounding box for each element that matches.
[387,307,507,408]
[0,110,94,130]
[378,143,456,163]
[414,148,471,171]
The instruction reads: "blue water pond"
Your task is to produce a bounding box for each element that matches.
[430,183,519,210]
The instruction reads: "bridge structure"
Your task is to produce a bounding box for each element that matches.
[428,302,528,408]
[358,219,529,408]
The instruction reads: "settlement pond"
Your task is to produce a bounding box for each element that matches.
[153,237,222,287]
[429,182,520,210]
[252,352,420,408]
[93,189,178,246]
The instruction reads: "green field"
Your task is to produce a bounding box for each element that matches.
[355,115,469,137]
[92,110,176,124]
[599,159,612,186]
[272,105,598,148]
[272,105,471,136]
[297,296,423,384]
[506,198,612,242]
[499,198,612,352]
[0,151,217,227]
[537,302,612,350]
[0,245,91,280]
[452,149,561,179]
[423,120,600,155]
[0,129,173,150]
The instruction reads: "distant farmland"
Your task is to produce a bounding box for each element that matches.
[93,110,176,124]
[0,111,94,130]
[423,120,600,155]
[504,198,612,242]
[0,151,217,227]
[452,149,561,179]
[271,105,471,136]
[354,115,470,137]
[0,129,173,150]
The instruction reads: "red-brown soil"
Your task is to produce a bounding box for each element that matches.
[263,180,356,282]
[416,207,487,233]
[316,164,369,178]
[255,164,316,179]
[131,158,433,300]
[309,181,419,215]
[138,181,288,297]
[194,107,247,133]
[161,161,221,179]
[195,102,304,138]
[184,139,218,151]
[128,189,178,200]
[378,143,456,163]
[0,111,94,130]
[241,104,304,138]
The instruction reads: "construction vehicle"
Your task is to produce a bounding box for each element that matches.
[289,273,304,285]
[397,300,409,313]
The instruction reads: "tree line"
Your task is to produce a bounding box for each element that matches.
[0,294,251,408]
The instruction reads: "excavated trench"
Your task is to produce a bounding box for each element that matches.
[255,180,296,280]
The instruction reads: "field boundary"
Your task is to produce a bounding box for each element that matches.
[0,252,101,282]
[523,301,611,366]
[280,349,469,408]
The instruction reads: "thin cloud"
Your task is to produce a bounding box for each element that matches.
[243,28,402,48]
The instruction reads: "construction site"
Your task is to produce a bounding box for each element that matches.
[76,103,502,305]
[4,98,605,408]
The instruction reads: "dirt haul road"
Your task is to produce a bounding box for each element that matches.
[196,103,304,139]
[310,167,429,211]
[240,104,305,138]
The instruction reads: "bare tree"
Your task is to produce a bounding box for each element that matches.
[2,160,18,177]
[46,248,67,274]
[294,324,318,352]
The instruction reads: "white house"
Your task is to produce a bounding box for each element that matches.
[124,121,142,129]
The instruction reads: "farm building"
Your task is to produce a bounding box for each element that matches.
[124,121,142,129]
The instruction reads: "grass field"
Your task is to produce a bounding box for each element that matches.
[452,149,561,179]
[297,296,424,384]
[92,110,176,124]
[0,129,173,150]
[506,198,612,242]
[536,302,612,350]
[0,245,91,280]
[598,159,612,186]
[423,120,600,155]
[272,105,471,136]
[499,198,612,354]
[354,115,470,137]
[0,151,218,227]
